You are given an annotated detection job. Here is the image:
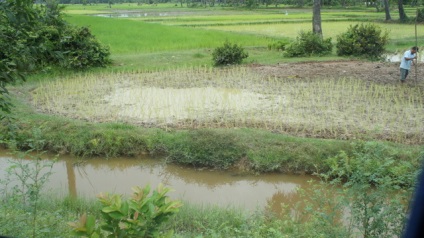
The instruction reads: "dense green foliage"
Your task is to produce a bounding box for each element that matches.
[320,141,419,237]
[58,26,111,69]
[416,8,424,23]
[284,31,333,57]
[0,0,110,118]
[336,23,389,59]
[324,141,419,187]
[212,41,249,66]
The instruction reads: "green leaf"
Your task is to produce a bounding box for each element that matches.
[86,215,96,234]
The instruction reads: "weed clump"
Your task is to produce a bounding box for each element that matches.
[268,39,290,51]
[284,31,332,57]
[212,41,248,66]
[166,129,245,169]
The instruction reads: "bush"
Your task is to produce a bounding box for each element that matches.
[70,184,182,238]
[284,31,332,57]
[212,41,248,66]
[336,23,388,60]
[323,141,418,188]
[59,26,111,69]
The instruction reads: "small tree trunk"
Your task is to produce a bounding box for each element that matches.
[312,0,322,37]
[383,0,391,20]
[398,0,408,21]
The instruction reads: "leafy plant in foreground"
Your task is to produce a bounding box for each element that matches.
[69,184,182,238]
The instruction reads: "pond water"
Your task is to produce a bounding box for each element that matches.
[93,11,207,18]
[0,149,317,212]
[95,12,170,18]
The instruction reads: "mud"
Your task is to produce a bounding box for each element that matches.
[249,61,423,86]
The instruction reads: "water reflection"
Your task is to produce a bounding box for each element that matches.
[0,149,317,211]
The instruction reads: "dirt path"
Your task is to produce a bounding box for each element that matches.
[249,60,424,86]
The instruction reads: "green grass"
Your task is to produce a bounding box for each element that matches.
[63,5,424,64]
[202,21,424,47]
[65,15,278,54]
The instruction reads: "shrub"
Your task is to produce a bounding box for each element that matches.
[323,141,418,188]
[59,26,111,69]
[336,23,389,60]
[69,184,182,238]
[284,31,332,57]
[212,41,248,66]
[321,141,414,238]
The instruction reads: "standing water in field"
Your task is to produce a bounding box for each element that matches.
[0,149,318,212]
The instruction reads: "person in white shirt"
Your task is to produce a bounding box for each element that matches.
[400,46,418,83]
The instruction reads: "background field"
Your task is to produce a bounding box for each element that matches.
[61,4,424,71]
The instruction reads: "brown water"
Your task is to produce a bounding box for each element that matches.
[0,149,317,211]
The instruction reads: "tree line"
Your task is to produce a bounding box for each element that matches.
[53,0,421,8]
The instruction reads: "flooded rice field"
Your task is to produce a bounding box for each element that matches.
[29,66,424,144]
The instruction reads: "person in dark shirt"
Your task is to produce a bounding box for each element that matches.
[403,163,424,238]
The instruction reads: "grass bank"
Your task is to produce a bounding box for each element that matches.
[1,99,421,175]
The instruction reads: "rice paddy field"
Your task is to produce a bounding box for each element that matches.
[30,65,424,144]
[63,4,424,55]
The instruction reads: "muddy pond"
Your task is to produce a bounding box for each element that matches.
[0,149,318,212]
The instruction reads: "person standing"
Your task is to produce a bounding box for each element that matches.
[400,46,418,83]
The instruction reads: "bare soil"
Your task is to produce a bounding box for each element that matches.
[249,60,424,86]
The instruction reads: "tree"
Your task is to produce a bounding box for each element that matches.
[398,0,407,21]
[312,0,322,37]
[383,0,391,21]
[0,0,110,119]
[0,0,36,119]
